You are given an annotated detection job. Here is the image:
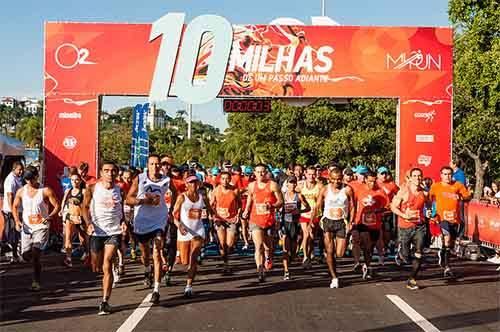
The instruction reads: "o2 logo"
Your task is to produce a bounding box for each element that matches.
[55,43,97,69]
[63,136,78,149]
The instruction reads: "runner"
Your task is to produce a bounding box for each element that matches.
[352,170,389,280]
[172,173,213,297]
[242,163,283,282]
[342,168,354,186]
[376,166,400,263]
[239,166,253,251]
[60,172,87,268]
[297,166,323,269]
[126,154,176,304]
[429,166,471,278]
[2,161,24,263]
[117,169,135,273]
[280,176,310,280]
[78,161,97,187]
[12,166,60,291]
[315,168,355,288]
[348,165,368,272]
[211,171,241,273]
[82,161,125,315]
[391,167,429,290]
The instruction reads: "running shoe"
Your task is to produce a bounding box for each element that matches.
[150,291,160,304]
[438,250,443,267]
[352,262,362,273]
[130,250,137,261]
[163,271,172,286]
[63,256,73,268]
[395,253,402,267]
[283,271,290,281]
[144,270,152,288]
[362,264,372,280]
[264,258,273,271]
[118,264,125,276]
[258,266,266,283]
[80,252,88,262]
[242,244,249,251]
[112,265,120,288]
[302,258,311,270]
[98,301,111,315]
[184,285,193,298]
[330,278,339,289]
[443,267,455,279]
[379,255,385,266]
[31,280,41,292]
[406,278,419,290]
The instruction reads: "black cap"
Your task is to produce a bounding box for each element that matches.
[343,168,354,176]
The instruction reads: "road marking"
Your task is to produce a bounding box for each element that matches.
[386,295,441,332]
[116,294,153,332]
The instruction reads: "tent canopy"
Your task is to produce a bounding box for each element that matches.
[0,134,25,157]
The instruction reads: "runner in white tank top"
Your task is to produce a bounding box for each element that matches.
[82,161,126,316]
[126,155,178,305]
[173,173,213,298]
[316,168,355,289]
[12,166,60,292]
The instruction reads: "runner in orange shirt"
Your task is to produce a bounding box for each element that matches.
[429,166,471,278]
[211,171,241,274]
[353,170,389,279]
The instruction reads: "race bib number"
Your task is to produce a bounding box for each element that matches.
[443,210,456,221]
[70,215,82,224]
[188,208,202,220]
[362,211,377,225]
[217,207,230,218]
[255,203,269,215]
[29,214,43,225]
[329,207,344,220]
[284,202,297,214]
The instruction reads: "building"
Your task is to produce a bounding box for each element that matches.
[19,98,41,114]
[146,103,166,130]
[1,97,17,108]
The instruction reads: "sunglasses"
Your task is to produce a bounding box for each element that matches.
[161,161,171,167]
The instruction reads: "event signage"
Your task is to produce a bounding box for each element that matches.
[223,99,271,113]
[130,103,150,169]
[44,12,453,189]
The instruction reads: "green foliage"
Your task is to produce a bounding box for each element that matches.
[449,0,500,184]
[15,116,42,148]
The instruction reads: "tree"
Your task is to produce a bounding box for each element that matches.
[449,0,500,198]
[15,116,42,148]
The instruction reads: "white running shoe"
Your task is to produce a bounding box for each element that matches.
[330,278,339,289]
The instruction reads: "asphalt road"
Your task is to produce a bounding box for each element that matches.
[1,248,499,332]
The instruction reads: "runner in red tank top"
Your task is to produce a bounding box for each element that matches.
[239,166,254,251]
[391,167,429,290]
[242,163,283,282]
[211,171,241,273]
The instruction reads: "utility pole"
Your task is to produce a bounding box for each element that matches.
[321,0,326,16]
[187,103,192,140]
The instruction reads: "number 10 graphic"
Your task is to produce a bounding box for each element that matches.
[149,13,233,104]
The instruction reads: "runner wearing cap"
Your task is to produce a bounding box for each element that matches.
[352,170,389,279]
[12,166,60,291]
[242,163,283,282]
[429,166,471,278]
[280,176,310,280]
[315,168,355,288]
[342,168,354,186]
[297,166,323,269]
[348,165,368,272]
[126,154,176,304]
[391,167,429,290]
[240,166,254,251]
[211,171,241,273]
[81,161,125,315]
[376,166,399,264]
[172,173,214,297]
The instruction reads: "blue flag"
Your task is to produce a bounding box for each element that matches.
[130,103,149,168]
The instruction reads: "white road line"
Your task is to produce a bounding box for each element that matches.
[386,295,441,332]
[116,294,153,332]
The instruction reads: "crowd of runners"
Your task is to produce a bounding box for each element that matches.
[1,156,474,315]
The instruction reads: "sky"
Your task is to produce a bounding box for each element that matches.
[0,0,450,131]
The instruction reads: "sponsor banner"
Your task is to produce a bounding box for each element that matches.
[130,103,149,168]
[44,95,98,193]
[44,23,452,100]
[223,99,271,113]
[466,200,500,247]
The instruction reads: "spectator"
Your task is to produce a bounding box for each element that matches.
[450,159,466,185]
[483,180,500,205]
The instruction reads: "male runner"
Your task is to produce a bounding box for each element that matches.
[352,170,389,279]
[376,166,399,263]
[82,161,126,315]
[391,167,429,290]
[297,166,323,269]
[126,154,176,304]
[2,161,24,263]
[240,166,253,251]
[12,166,60,291]
[429,166,471,278]
[348,165,368,272]
[211,171,241,273]
[242,163,283,282]
[315,168,355,288]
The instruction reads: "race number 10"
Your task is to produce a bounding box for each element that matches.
[149,13,233,104]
